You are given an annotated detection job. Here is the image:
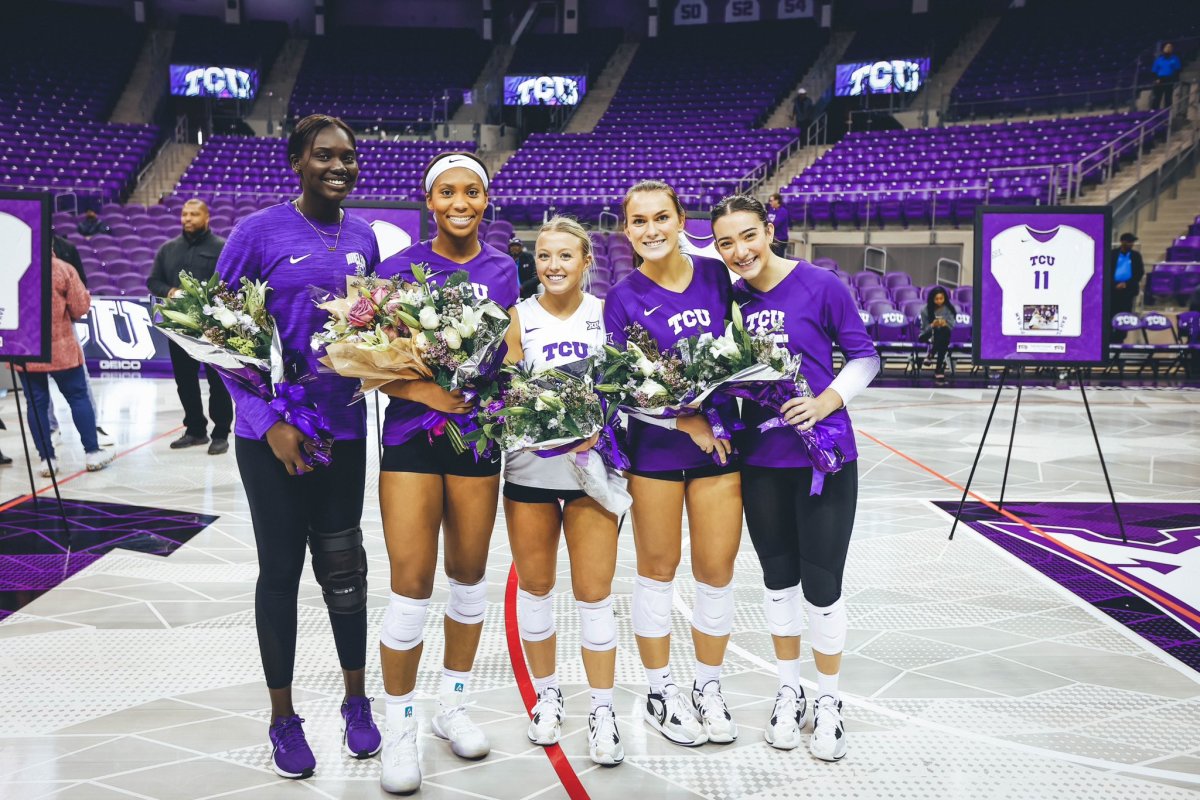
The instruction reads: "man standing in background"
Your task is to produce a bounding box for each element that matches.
[1150,42,1182,109]
[767,194,790,257]
[147,199,233,454]
[1111,232,1145,343]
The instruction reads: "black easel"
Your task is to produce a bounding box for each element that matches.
[6,361,72,540]
[949,366,1126,543]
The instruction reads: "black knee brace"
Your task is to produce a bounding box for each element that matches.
[309,526,368,614]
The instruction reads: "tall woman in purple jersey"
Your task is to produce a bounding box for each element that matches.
[711,195,879,762]
[216,115,382,780]
[603,181,743,748]
[372,152,518,794]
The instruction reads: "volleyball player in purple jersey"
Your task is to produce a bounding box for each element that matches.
[603,181,743,747]
[216,115,382,779]
[502,217,623,765]
[711,195,879,761]
[371,152,517,794]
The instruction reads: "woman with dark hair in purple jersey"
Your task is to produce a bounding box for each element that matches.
[711,194,879,762]
[603,180,743,748]
[216,114,382,780]
[371,151,518,794]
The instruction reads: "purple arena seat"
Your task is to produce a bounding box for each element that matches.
[893,286,921,305]
[883,273,913,291]
[853,272,883,289]
[859,286,890,304]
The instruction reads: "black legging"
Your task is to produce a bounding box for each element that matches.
[741,461,858,606]
[236,436,368,689]
[925,326,951,371]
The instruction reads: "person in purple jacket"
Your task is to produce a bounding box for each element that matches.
[371,151,518,794]
[603,180,743,748]
[712,195,879,762]
[215,115,383,779]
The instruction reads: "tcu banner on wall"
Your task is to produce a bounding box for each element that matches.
[674,0,814,26]
[83,201,429,377]
[973,206,1111,367]
[0,191,52,363]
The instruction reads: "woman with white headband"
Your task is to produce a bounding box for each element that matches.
[372,151,518,795]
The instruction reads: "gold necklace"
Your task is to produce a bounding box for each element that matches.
[291,200,343,251]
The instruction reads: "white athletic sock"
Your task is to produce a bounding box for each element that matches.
[645,665,672,695]
[590,686,614,712]
[777,658,802,694]
[533,671,559,696]
[440,668,472,699]
[694,660,722,691]
[384,691,415,728]
[817,670,840,701]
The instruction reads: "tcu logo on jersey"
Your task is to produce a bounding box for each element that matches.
[1028,255,1056,266]
[542,341,590,361]
[667,308,711,335]
[745,309,785,336]
[470,283,490,301]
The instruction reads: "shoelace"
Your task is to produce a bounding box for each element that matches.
[441,701,480,736]
[344,698,374,730]
[533,693,563,722]
[666,691,698,725]
[812,699,840,734]
[592,708,618,743]
[696,690,729,721]
[773,693,799,724]
[273,716,307,751]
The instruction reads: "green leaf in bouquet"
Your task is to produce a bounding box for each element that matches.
[160,309,203,330]
[411,261,427,284]
[394,310,421,329]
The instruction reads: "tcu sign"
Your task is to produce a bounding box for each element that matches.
[846,60,923,96]
[512,76,581,106]
[77,297,172,374]
[182,67,255,100]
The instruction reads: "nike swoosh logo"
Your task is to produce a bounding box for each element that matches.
[446,157,463,163]
[524,327,540,334]
[644,305,662,316]
[289,254,311,264]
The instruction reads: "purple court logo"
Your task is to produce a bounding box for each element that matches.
[937,501,1200,673]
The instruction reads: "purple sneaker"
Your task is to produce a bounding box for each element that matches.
[342,696,382,759]
[269,715,316,779]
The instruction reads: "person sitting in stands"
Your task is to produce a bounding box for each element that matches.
[76,210,111,238]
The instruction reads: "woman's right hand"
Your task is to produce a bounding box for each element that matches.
[383,380,474,415]
[677,414,731,465]
[265,421,314,476]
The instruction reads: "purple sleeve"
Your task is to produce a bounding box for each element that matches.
[215,222,280,440]
[823,274,877,360]
[603,290,629,347]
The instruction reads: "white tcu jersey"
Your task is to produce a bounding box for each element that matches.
[0,212,33,331]
[504,292,607,491]
[990,224,1094,337]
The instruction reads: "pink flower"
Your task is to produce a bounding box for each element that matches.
[371,285,390,305]
[347,296,376,328]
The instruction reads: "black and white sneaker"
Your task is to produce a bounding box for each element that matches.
[691,680,738,743]
[527,687,564,746]
[587,705,624,765]
[764,686,806,751]
[809,694,846,761]
[644,684,707,746]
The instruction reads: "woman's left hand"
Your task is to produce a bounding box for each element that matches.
[781,392,840,431]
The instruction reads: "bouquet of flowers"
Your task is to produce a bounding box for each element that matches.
[595,323,691,415]
[155,271,333,469]
[476,359,631,514]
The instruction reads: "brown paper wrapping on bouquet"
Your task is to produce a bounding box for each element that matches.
[319,338,434,395]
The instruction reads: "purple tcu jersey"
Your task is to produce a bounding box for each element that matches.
[217,202,380,441]
[604,254,737,472]
[733,261,876,468]
[376,239,519,446]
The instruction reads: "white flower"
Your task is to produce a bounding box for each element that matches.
[442,326,463,350]
[635,355,657,377]
[638,378,667,398]
[419,306,440,330]
[205,304,239,329]
[534,396,549,412]
[452,305,483,339]
[710,333,742,361]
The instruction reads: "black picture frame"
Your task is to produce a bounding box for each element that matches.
[0,191,53,364]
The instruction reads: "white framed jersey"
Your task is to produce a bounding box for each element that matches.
[990,224,1094,337]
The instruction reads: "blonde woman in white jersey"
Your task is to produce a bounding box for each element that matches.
[500,216,623,766]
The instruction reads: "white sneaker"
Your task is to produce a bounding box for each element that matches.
[643,684,707,746]
[431,693,490,759]
[527,687,564,746]
[39,458,55,478]
[691,680,738,743]
[588,705,624,765]
[764,686,806,751]
[809,694,847,761]
[85,450,112,472]
[96,426,115,448]
[380,716,421,794]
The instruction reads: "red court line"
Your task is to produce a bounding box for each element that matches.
[503,564,591,800]
[858,428,1200,627]
[0,425,185,515]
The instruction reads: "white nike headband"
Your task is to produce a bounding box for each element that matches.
[424,155,489,193]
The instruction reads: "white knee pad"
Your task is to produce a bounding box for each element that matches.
[632,576,673,638]
[380,593,430,651]
[806,597,847,655]
[692,581,735,637]
[517,588,556,642]
[764,585,805,638]
[577,596,617,652]
[446,577,487,625]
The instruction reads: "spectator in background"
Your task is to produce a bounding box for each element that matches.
[147,199,232,455]
[766,194,790,257]
[919,287,956,382]
[16,255,111,476]
[1151,42,1182,109]
[509,236,539,299]
[792,88,813,133]
[52,231,86,287]
[1111,232,1145,343]
[76,209,111,238]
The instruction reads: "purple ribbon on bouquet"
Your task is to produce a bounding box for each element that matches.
[531,420,631,472]
[268,379,334,470]
[717,380,846,494]
[419,389,494,461]
[702,406,743,466]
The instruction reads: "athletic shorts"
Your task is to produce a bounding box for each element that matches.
[625,459,740,483]
[381,433,501,477]
[503,482,589,505]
